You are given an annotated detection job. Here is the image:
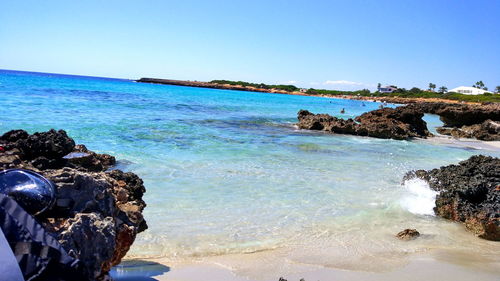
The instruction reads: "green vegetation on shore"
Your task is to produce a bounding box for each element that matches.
[210,80,500,103]
[211,80,299,92]
[308,87,500,103]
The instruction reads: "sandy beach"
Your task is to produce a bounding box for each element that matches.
[114,250,500,281]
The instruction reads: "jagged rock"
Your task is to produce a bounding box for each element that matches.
[396,229,420,240]
[58,213,116,279]
[477,120,500,141]
[0,129,29,142]
[66,144,116,172]
[0,154,22,168]
[298,102,499,141]
[15,129,75,160]
[0,129,147,280]
[436,127,468,138]
[355,106,430,139]
[437,120,500,141]
[405,155,499,241]
[297,106,431,140]
[411,102,500,127]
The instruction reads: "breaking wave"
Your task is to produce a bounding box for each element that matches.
[400,178,437,215]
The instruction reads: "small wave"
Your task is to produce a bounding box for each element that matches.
[400,178,437,216]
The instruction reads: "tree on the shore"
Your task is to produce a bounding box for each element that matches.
[495,86,500,93]
[409,87,421,94]
[438,86,448,93]
[428,83,436,92]
[473,81,487,90]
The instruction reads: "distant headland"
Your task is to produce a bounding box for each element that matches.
[136,78,297,95]
[136,78,500,104]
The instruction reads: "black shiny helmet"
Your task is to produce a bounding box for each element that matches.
[0,169,56,215]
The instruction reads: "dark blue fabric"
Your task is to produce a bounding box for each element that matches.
[0,226,24,281]
[0,193,83,281]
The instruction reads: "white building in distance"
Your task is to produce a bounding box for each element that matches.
[448,86,492,95]
[378,86,397,93]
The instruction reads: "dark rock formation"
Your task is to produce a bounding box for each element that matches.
[297,106,431,140]
[410,102,500,127]
[0,129,147,280]
[67,144,117,172]
[396,229,420,240]
[298,102,500,141]
[404,155,499,241]
[436,120,500,141]
[278,277,305,281]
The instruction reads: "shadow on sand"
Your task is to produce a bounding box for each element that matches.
[110,260,170,281]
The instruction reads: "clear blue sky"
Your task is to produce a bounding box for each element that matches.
[1,0,499,91]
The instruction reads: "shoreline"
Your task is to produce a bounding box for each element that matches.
[416,135,500,151]
[136,78,485,105]
[113,135,500,281]
[114,249,500,281]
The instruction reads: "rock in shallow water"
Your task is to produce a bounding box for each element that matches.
[297,106,431,140]
[0,129,147,280]
[405,155,499,241]
[410,102,500,127]
[437,119,500,141]
[396,229,420,240]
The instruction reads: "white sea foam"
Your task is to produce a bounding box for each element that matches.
[400,178,437,216]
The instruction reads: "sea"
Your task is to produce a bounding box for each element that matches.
[1,69,499,275]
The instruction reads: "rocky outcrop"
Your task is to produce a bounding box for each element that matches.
[414,102,500,141]
[396,229,420,240]
[410,102,500,127]
[436,120,500,141]
[297,106,431,140]
[298,102,500,141]
[0,129,147,280]
[405,155,499,241]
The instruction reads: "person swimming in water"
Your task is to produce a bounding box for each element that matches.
[340,108,345,114]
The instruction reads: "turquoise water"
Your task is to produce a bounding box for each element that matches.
[1,70,499,266]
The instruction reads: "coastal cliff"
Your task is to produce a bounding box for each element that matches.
[0,129,147,280]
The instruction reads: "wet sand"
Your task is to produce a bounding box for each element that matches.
[114,249,500,281]
[416,135,500,151]
[115,213,500,281]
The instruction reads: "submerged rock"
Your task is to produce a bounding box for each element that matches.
[297,106,431,140]
[405,155,499,241]
[0,129,147,280]
[396,229,420,240]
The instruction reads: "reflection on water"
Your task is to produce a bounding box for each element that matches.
[111,260,170,281]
